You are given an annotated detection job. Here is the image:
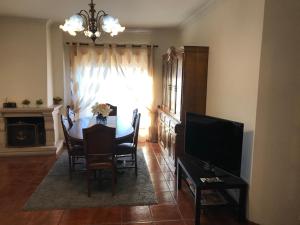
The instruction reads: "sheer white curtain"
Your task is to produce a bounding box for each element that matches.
[69,44,155,141]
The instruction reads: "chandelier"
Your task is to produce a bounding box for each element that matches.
[59,0,125,42]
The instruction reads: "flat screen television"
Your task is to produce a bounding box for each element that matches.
[184,112,244,176]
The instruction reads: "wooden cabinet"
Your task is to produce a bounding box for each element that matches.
[158,46,209,169]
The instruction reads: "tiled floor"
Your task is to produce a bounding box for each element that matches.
[0,142,251,225]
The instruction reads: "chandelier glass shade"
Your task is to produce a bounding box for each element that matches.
[59,0,125,42]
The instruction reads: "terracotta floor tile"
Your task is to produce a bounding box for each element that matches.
[183,219,194,225]
[154,221,186,225]
[159,164,171,172]
[156,157,167,165]
[166,180,176,193]
[90,207,122,224]
[155,191,175,204]
[147,165,162,173]
[177,201,195,219]
[26,210,64,225]
[0,212,32,225]
[150,172,166,183]
[59,208,95,224]
[163,172,175,181]
[0,143,251,225]
[150,204,181,221]
[123,222,154,225]
[122,206,152,222]
[153,180,170,192]
[88,224,121,225]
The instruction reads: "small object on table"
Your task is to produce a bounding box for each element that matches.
[96,113,107,123]
[53,96,63,105]
[200,177,223,183]
[3,102,17,108]
[21,99,31,107]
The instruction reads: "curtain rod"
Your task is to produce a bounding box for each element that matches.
[65,42,158,48]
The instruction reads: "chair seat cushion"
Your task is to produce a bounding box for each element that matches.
[116,142,134,155]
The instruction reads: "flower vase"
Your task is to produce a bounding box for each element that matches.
[96,113,107,123]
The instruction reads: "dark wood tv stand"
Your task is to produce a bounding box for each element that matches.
[177,155,248,225]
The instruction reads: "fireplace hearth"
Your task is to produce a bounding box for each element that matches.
[6,117,46,147]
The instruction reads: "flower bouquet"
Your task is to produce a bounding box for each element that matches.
[91,103,112,120]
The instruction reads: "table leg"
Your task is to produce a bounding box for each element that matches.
[238,187,247,222]
[177,161,182,190]
[195,188,201,225]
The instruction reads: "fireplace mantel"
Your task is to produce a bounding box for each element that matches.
[0,106,54,115]
[0,105,63,156]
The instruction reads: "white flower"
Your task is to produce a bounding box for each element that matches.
[91,103,112,117]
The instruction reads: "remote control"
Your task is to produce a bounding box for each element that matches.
[200,177,223,183]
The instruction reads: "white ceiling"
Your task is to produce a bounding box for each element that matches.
[0,0,210,28]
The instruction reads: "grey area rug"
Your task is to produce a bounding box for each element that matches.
[24,150,157,210]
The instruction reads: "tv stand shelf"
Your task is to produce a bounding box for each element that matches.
[177,155,248,225]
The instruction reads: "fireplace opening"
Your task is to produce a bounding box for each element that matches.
[6,117,46,147]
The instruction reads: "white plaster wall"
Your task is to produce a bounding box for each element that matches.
[0,17,48,106]
[179,0,265,184]
[50,23,64,101]
[249,0,300,224]
[46,20,54,107]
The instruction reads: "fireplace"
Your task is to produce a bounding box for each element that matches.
[0,106,63,156]
[6,117,46,147]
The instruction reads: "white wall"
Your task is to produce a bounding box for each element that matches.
[50,23,64,101]
[46,20,54,106]
[179,0,265,183]
[0,17,48,106]
[249,0,300,224]
[180,0,300,224]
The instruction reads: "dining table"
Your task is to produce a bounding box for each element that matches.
[67,116,134,144]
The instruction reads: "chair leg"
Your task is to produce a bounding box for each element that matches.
[112,166,116,196]
[87,169,91,197]
[72,157,75,169]
[134,151,137,177]
[68,155,72,180]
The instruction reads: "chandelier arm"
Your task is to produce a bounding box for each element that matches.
[96,10,107,29]
[78,9,90,27]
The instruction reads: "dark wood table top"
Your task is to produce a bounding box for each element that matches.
[67,116,134,143]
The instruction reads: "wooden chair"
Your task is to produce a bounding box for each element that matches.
[132,108,138,127]
[105,103,117,116]
[83,124,117,197]
[115,113,141,176]
[66,105,75,127]
[60,115,85,179]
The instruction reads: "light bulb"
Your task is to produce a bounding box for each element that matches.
[95,31,101,37]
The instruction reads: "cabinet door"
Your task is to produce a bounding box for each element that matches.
[170,56,178,114]
[161,120,168,150]
[157,119,163,148]
[175,53,183,119]
[169,130,176,165]
[162,58,168,110]
[166,61,172,111]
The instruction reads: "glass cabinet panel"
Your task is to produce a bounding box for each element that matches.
[170,57,178,114]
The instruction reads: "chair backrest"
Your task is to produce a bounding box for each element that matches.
[132,108,138,127]
[106,103,117,116]
[133,113,141,148]
[83,124,116,161]
[66,105,75,127]
[60,115,72,152]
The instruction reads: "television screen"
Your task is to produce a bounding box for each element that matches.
[184,112,244,176]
